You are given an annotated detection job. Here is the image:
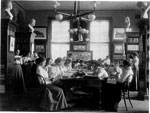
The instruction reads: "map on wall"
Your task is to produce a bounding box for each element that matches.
[67,51,92,61]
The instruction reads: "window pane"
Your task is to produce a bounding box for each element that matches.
[90,43,109,60]
[90,20,109,42]
[52,20,70,42]
[51,44,69,60]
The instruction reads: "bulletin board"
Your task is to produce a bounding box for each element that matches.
[67,51,93,61]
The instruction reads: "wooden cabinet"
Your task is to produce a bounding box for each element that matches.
[1,19,17,93]
[125,32,140,59]
[137,19,149,100]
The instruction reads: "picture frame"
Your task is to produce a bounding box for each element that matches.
[113,55,126,60]
[73,45,86,51]
[113,28,126,41]
[9,36,15,52]
[114,43,124,54]
[34,26,47,39]
[35,45,45,52]
[67,51,93,61]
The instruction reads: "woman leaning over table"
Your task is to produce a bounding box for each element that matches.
[36,57,68,111]
[108,60,122,79]
[101,60,133,112]
[64,58,72,72]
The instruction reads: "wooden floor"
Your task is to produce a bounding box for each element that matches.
[0,89,149,113]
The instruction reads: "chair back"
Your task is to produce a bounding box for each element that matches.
[36,74,46,89]
[122,75,133,92]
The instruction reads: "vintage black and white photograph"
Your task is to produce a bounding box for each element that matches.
[1,0,149,113]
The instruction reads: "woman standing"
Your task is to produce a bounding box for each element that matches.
[132,52,139,90]
[13,49,26,93]
[36,57,68,111]
[101,60,133,111]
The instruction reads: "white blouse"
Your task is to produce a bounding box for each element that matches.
[118,67,133,83]
[36,65,49,79]
[97,67,109,79]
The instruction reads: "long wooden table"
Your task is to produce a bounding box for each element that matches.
[60,76,103,89]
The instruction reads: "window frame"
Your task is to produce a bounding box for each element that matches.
[50,19,70,59]
[89,18,112,60]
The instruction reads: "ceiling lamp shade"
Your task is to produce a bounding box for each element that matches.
[137,2,148,9]
[68,28,89,34]
[55,14,63,21]
[54,1,99,21]
[88,14,96,21]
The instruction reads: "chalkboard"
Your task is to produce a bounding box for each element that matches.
[67,51,92,61]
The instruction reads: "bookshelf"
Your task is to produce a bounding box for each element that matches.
[137,19,149,100]
[125,32,140,59]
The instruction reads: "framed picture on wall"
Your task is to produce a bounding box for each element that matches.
[73,45,86,51]
[9,36,15,52]
[113,28,126,41]
[114,43,124,54]
[67,51,93,61]
[35,45,45,52]
[34,26,47,39]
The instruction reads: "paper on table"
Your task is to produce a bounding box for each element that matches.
[107,78,117,84]
[62,72,73,77]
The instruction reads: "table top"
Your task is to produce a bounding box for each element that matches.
[60,75,103,89]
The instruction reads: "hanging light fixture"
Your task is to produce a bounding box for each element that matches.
[68,18,89,41]
[54,1,100,41]
[54,1,100,21]
[88,14,96,21]
[55,14,63,21]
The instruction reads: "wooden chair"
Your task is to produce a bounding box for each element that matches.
[36,74,46,101]
[122,81,133,111]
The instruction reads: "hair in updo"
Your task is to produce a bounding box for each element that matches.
[132,52,138,57]
[36,57,46,65]
[55,57,62,64]
[123,60,132,67]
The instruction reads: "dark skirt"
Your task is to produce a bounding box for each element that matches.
[101,81,123,111]
[22,64,32,88]
[40,84,68,111]
[13,64,26,93]
[130,66,139,91]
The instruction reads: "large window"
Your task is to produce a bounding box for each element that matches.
[51,20,70,60]
[90,20,110,60]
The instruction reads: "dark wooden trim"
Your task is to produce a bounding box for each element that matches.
[13,1,26,11]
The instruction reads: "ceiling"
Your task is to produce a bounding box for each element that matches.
[14,1,140,11]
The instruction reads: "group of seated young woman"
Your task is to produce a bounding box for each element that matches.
[13,49,134,111]
[35,57,70,111]
[35,55,134,111]
[100,60,133,111]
